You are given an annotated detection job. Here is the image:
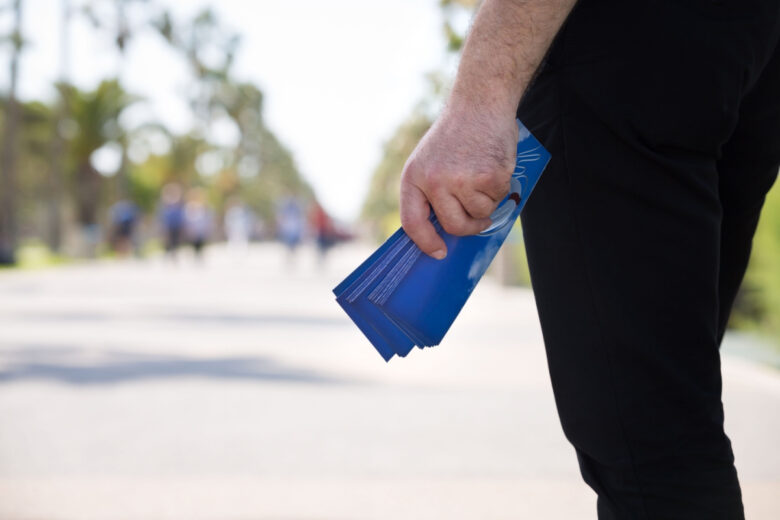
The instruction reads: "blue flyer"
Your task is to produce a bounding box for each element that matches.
[335,120,550,361]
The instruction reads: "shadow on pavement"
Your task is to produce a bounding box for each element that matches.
[0,347,351,386]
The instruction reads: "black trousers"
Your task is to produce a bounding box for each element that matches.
[517,1,780,518]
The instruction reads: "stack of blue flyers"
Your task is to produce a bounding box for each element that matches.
[334,120,550,361]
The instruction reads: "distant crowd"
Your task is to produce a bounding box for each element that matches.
[108,183,350,261]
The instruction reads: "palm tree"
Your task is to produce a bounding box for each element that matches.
[82,0,152,198]
[156,8,240,133]
[0,0,23,264]
[152,8,311,220]
[61,80,136,252]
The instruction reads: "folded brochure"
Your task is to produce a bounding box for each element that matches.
[334,119,550,361]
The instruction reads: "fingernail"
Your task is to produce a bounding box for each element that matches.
[432,249,446,260]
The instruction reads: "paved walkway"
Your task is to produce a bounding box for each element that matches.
[0,243,777,519]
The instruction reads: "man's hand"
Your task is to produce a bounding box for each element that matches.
[398,0,577,259]
[400,108,518,259]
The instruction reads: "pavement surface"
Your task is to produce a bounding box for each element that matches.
[0,243,778,520]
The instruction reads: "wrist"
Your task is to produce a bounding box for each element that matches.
[447,52,527,120]
[444,86,519,127]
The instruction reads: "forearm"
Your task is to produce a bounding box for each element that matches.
[399,0,577,257]
[448,0,577,117]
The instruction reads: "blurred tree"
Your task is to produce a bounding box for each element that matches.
[731,180,780,341]
[154,9,311,223]
[152,9,235,200]
[440,0,480,52]
[82,0,154,197]
[124,131,203,218]
[361,113,432,239]
[0,0,24,264]
[1,99,64,251]
[0,1,313,261]
[60,80,137,243]
[15,101,56,240]
[218,81,312,221]
[166,133,202,185]
[154,7,240,134]
[46,0,74,253]
[128,152,169,212]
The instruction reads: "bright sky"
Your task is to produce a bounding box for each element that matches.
[4,0,448,221]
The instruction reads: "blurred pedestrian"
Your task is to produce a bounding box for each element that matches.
[159,183,185,260]
[109,199,138,257]
[309,200,335,265]
[184,187,212,260]
[275,194,305,262]
[224,198,252,256]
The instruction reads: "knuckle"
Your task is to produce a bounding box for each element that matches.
[426,164,463,193]
[403,155,420,174]
[425,170,442,190]
[400,164,414,184]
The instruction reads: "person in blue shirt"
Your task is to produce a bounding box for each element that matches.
[159,183,185,258]
[109,199,138,256]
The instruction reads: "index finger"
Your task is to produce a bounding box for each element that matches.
[400,183,447,260]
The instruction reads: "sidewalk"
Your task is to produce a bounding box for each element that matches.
[0,243,777,519]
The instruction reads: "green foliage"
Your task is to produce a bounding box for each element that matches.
[732,177,780,342]
[216,81,311,220]
[128,154,170,212]
[439,0,480,6]
[505,223,532,287]
[443,22,465,52]
[439,0,480,52]
[59,79,138,226]
[165,134,202,185]
[0,99,54,237]
[60,79,137,161]
[149,10,310,223]
[1,1,311,263]
[0,240,70,270]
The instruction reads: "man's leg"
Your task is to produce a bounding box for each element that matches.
[517,1,780,517]
[519,90,742,519]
